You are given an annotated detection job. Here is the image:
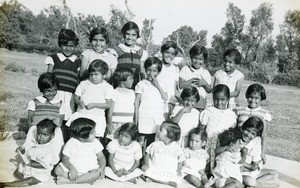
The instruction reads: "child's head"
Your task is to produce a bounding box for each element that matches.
[58,29,78,57]
[70,118,96,142]
[88,59,109,84]
[180,86,200,108]
[38,72,59,101]
[212,84,230,110]
[89,27,109,54]
[161,41,178,64]
[36,119,56,144]
[157,121,181,144]
[187,128,207,150]
[223,49,242,74]
[144,57,162,81]
[117,123,138,146]
[121,21,140,46]
[189,44,208,69]
[218,128,242,152]
[111,67,134,89]
[241,116,263,143]
[245,83,266,109]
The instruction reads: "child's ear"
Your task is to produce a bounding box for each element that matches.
[202,141,207,147]
[51,133,55,140]
[103,74,107,79]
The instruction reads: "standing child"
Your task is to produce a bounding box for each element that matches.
[171,86,201,147]
[66,60,114,139]
[182,128,209,188]
[213,49,244,109]
[179,44,212,112]
[236,83,271,163]
[54,118,106,184]
[80,27,118,80]
[134,57,168,149]
[200,84,237,172]
[0,119,61,187]
[141,121,184,187]
[105,123,143,183]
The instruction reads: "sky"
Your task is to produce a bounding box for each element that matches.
[3,0,300,46]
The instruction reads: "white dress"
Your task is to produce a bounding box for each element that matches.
[81,49,118,70]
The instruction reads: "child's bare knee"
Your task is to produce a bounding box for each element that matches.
[54,165,64,176]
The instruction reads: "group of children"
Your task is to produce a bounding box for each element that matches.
[0,21,278,188]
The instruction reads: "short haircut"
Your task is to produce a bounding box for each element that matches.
[161,120,181,142]
[189,44,208,61]
[58,29,79,47]
[144,57,162,72]
[89,27,109,43]
[38,72,59,92]
[241,116,264,137]
[70,118,96,139]
[218,128,242,147]
[223,49,242,65]
[188,127,208,142]
[245,83,266,100]
[212,84,230,100]
[121,21,140,38]
[111,67,134,88]
[88,59,109,75]
[118,122,139,140]
[161,41,178,55]
[36,119,56,134]
[180,86,200,102]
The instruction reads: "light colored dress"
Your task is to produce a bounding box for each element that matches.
[236,106,271,127]
[81,49,118,70]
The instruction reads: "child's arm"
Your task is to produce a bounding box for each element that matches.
[61,154,78,181]
[152,77,168,101]
[261,120,268,164]
[177,161,183,176]
[179,77,198,89]
[230,78,244,98]
[106,101,114,135]
[27,110,34,128]
[239,147,249,164]
[108,153,123,177]
[141,152,150,172]
[85,99,113,110]
[27,160,45,169]
[123,159,140,175]
[47,64,54,72]
[134,93,141,126]
[74,95,85,109]
[96,151,106,179]
[171,107,192,123]
[79,56,89,79]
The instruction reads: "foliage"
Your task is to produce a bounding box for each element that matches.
[4,62,26,73]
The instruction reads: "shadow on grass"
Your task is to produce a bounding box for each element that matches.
[11,118,28,140]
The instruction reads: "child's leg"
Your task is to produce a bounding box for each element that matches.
[184,174,202,187]
[256,169,278,183]
[145,177,178,188]
[223,178,242,188]
[0,177,41,187]
[56,169,100,185]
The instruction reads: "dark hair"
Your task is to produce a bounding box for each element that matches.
[121,21,140,38]
[36,119,56,134]
[89,27,109,43]
[111,67,134,88]
[241,116,264,137]
[144,57,162,72]
[70,118,96,139]
[188,127,207,143]
[161,120,181,142]
[223,49,242,65]
[245,83,266,100]
[38,72,59,92]
[161,41,178,55]
[88,59,109,75]
[118,122,138,140]
[189,44,208,61]
[58,29,79,47]
[180,86,200,102]
[212,84,230,100]
[218,128,242,147]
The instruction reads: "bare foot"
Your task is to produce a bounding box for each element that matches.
[168,181,178,187]
[56,177,71,185]
[128,178,137,184]
[145,177,152,182]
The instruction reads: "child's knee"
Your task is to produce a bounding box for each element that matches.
[243,176,256,187]
[54,165,64,176]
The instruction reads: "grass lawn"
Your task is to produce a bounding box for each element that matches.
[0,48,299,161]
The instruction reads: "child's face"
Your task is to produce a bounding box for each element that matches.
[157,125,171,145]
[146,64,160,81]
[122,75,134,89]
[162,48,176,64]
[230,139,241,152]
[61,41,76,57]
[82,128,96,143]
[118,131,132,146]
[124,29,138,46]
[191,54,205,69]
[43,85,58,101]
[242,127,258,143]
[91,34,107,54]
[183,95,198,108]
[89,71,105,84]
[189,133,205,150]
[223,55,236,74]
[213,92,229,110]
[247,92,261,109]
[36,127,53,144]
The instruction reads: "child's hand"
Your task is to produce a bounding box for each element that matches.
[69,167,79,181]
[96,168,105,179]
[198,169,205,175]
[16,147,25,154]
[122,169,131,175]
[151,77,160,88]
[261,153,266,164]
[191,78,201,87]
[177,169,182,177]
[141,164,149,172]
[85,103,95,110]
[181,107,193,113]
[115,169,124,177]
[78,100,85,109]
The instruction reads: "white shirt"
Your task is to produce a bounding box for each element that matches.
[157,63,179,100]
[112,88,135,123]
[81,49,118,69]
[45,53,77,65]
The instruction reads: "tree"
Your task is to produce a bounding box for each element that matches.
[141,18,155,52]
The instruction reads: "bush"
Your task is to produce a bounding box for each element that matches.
[273,70,300,87]
[5,62,26,73]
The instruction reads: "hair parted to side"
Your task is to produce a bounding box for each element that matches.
[144,56,163,72]
[212,84,230,100]
[161,41,178,55]
[118,122,139,140]
[161,120,181,142]
[188,127,208,142]
[121,21,140,38]
[89,27,109,43]
[88,59,109,75]
[223,48,242,65]
[70,118,96,139]
[38,72,59,92]
[218,128,242,147]
[189,44,208,62]
[245,83,266,100]
[242,116,264,137]
[180,86,200,102]
[58,29,79,47]
[36,119,56,134]
[111,67,134,88]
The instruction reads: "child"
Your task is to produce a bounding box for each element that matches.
[236,83,271,163]
[80,27,118,80]
[179,44,212,111]
[213,49,244,109]
[54,118,106,184]
[111,21,148,88]
[182,128,209,188]
[170,86,201,147]
[0,119,61,187]
[27,72,64,128]
[134,57,168,149]
[200,84,237,172]
[240,117,278,188]
[46,29,81,123]
[106,67,135,139]
[105,123,143,183]
[141,121,184,187]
